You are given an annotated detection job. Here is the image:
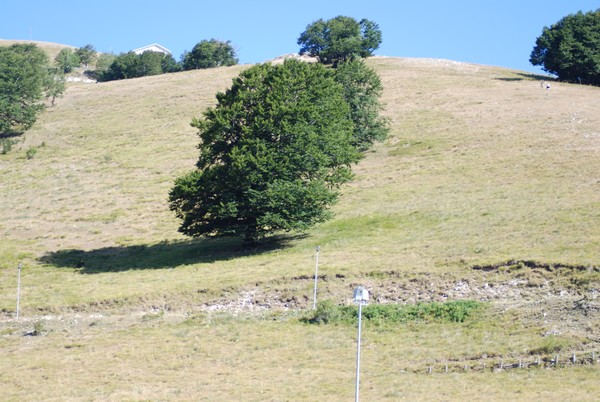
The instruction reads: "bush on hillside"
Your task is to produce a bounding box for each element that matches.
[99,51,180,82]
[304,300,483,325]
[55,48,80,73]
[75,44,97,67]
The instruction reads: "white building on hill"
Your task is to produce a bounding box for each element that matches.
[132,43,172,55]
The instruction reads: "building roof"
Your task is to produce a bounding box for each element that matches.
[132,43,172,55]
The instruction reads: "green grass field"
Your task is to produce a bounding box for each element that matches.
[1,42,599,400]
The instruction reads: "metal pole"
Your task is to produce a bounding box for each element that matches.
[16,263,22,319]
[312,246,320,310]
[355,301,363,402]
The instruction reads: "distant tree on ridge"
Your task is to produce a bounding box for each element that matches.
[530,9,600,85]
[298,16,382,66]
[182,39,238,70]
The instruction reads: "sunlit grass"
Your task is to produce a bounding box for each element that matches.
[0,308,596,400]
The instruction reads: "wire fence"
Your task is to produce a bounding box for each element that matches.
[418,350,600,374]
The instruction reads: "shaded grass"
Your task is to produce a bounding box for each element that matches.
[39,235,304,273]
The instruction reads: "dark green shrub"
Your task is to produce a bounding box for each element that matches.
[55,48,80,73]
[182,39,238,70]
[99,51,180,82]
[1,138,18,154]
[25,146,37,159]
[304,300,483,325]
[306,300,353,324]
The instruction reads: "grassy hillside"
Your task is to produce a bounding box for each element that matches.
[1,56,599,400]
[0,39,74,60]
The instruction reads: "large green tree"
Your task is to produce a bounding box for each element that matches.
[169,59,360,244]
[334,59,389,150]
[298,16,382,66]
[182,39,238,70]
[530,9,600,85]
[0,43,64,136]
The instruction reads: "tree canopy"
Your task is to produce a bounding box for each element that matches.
[169,59,361,244]
[0,43,64,136]
[530,9,600,85]
[182,39,238,70]
[334,59,389,150]
[55,48,80,73]
[297,16,382,66]
[75,44,97,67]
[99,51,180,81]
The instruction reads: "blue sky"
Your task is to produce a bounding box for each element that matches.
[1,1,598,74]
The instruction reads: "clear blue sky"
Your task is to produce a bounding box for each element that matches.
[1,0,598,74]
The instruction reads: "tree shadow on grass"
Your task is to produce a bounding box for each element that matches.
[495,72,555,82]
[39,235,305,274]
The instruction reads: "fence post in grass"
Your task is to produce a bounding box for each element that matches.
[312,246,320,310]
[555,354,559,367]
[16,262,22,319]
[592,351,596,365]
[571,353,577,364]
[353,286,369,402]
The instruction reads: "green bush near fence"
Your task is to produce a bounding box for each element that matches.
[304,300,483,325]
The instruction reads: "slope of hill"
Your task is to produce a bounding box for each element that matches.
[0,39,74,60]
[1,56,599,400]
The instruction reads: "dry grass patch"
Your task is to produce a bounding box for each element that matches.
[1,308,598,401]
